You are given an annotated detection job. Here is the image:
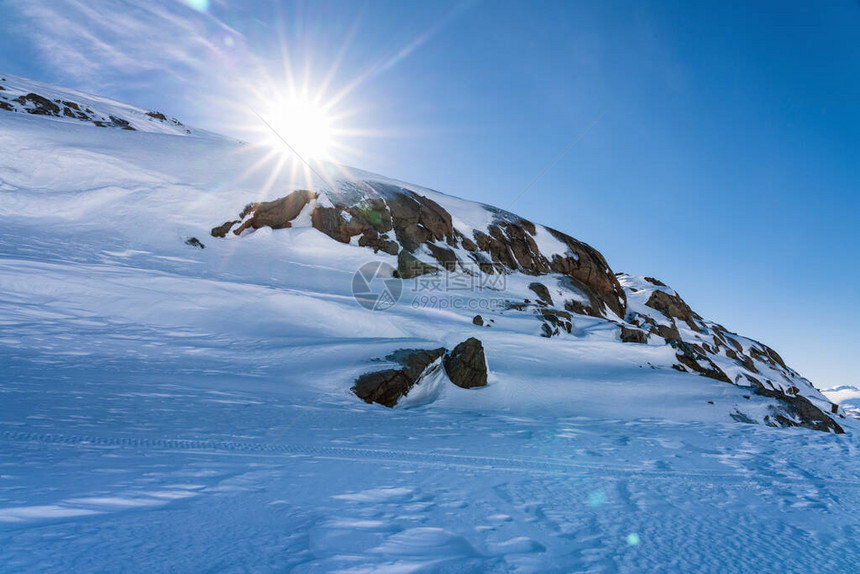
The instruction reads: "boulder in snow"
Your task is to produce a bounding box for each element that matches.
[444,338,488,389]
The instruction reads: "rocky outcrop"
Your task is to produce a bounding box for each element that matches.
[668,338,731,383]
[353,339,488,406]
[388,347,447,381]
[546,229,627,319]
[396,250,438,279]
[313,198,393,245]
[443,338,488,389]
[359,233,399,255]
[528,283,553,306]
[352,347,445,407]
[469,221,626,318]
[644,276,666,287]
[539,309,572,337]
[620,326,648,344]
[0,81,191,133]
[616,273,844,433]
[13,93,60,116]
[232,190,316,235]
[211,184,627,320]
[385,189,455,252]
[755,387,844,434]
[645,290,702,333]
[211,220,239,238]
[208,181,843,432]
[352,369,418,408]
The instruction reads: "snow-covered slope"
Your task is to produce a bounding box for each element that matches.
[1,77,858,572]
[0,73,213,136]
[208,160,842,432]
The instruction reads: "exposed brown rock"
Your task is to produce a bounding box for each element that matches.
[645,290,702,332]
[444,337,488,389]
[312,197,393,244]
[547,228,626,318]
[387,347,446,380]
[358,231,399,255]
[726,348,757,373]
[667,338,731,383]
[750,345,790,371]
[425,243,458,271]
[564,299,599,318]
[109,115,135,130]
[310,207,351,242]
[472,315,484,326]
[459,234,478,252]
[726,336,743,353]
[211,220,239,238]
[650,323,681,341]
[519,219,536,235]
[755,387,844,434]
[502,223,544,273]
[232,190,316,235]
[528,283,553,306]
[474,228,517,271]
[396,250,438,279]
[210,185,627,321]
[13,93,59,115]
[352,347,445,407]
[539,309,572,336]
[352,369,412,407]
[386,191,454,251]
[620,326,648,344]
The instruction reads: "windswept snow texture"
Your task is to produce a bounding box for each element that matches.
[1,85,860,572]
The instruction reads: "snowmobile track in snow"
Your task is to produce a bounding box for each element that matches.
[2,429,856,485]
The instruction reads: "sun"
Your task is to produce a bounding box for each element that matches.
[261,96,335,160]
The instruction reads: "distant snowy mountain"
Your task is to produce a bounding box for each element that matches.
[2,76,858,572]
[0,73,209,136]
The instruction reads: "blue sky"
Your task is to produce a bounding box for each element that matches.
[1,0,858,389]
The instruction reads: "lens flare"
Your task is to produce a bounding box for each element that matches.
[182,0,210,13]
[626,533,641,546]
[587,490,606,508]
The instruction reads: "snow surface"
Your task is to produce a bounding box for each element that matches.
[2,90,860,572]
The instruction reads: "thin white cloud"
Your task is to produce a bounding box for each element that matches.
[7,0,246,91]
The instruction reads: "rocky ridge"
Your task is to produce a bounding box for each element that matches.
[212,184,627,320]
[212,181,843,432]
[0,74,196,135]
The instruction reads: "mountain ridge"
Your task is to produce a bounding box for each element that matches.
[0,73,217,137]
[210,174,843,432]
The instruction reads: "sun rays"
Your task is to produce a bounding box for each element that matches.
[193,0,477,220]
